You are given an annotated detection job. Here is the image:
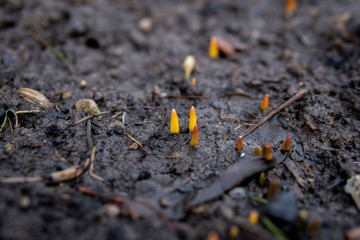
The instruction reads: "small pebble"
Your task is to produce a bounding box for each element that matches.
[138,17,153,32]
[62,92,72,99]
[229,187,247,200]
[5,143,15,154]
[19,196,31,208]
[80,79,87,88]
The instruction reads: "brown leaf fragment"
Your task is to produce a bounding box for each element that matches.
[213,36,235,56]
[47,158,90,183]
[18,88,55,109]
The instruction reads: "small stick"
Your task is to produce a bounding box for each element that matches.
[77,186,139,220]
[86,120,94,150]
[7,117,13,134]
[238,90,308,138]
[125,106,153,109]
[74,111,109,125]
[219,92,254,100]
[124,130,145,151]
[111,112,123,119]
[0,176,43,183]
[89,146,104,181]
[165,95,209,99]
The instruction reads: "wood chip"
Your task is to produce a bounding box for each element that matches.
[128,142,139,150]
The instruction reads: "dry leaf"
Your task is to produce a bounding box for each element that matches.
[18,88,55,109]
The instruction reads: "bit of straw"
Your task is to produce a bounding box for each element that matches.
[183,55,196,80]
[282,136,291,151]
[254,146,261,156]
[189,106,197,132]
[170,109,180,133]
[190,124,198,146]
[260,94,269,111]
[192,77,196,86]
[209,37,219,59]
[248,210,259,224]
[261,142,273,160]
[124,130,145,151]
[236,136,243,150]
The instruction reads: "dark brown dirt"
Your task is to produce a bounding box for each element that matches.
[1,0,360,239]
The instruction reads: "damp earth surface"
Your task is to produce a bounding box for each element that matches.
[1,0,360,239]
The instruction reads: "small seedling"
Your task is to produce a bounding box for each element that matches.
[209,36,219,59]
[170,109,179,133]
[282,136,291,151]
[191,77,196,86]
[260,94,269,111]
[236,136,243,150]
[261,142,273,160]
[286,0,296,17]
[267,178,279,198]
[254,146,261,156]
[189,106,197,132]
[183,55,196,80]
[248,210,259,224]
[228,225,239,239]
[259,172,266,188]
[190,124,198,146]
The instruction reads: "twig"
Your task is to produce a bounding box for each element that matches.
[124,130,145,151]
[219,92,254,100]
[87,120,94,150]
[111,112,123,119]
[0,176,43,183]
[165,95,209,99]
[77,186,139,220]
[237,90,308,138]
[8,116,13,134]
[125,106,153,109]
[89,146,104,181]
[74,111,109,125]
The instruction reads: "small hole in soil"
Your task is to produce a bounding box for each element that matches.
[85,37,100,49]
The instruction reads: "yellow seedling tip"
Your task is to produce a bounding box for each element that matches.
[189,106,197,132]
[282,136,291,151]
[286,0,296,16]
[254,146,261,156]
[190,124,198,146]
[260,94,269,111]
[192,77,196,86]
[259,172,265,188]
[170,109,179,133]
[228,225,239,239]
[248,210,259,225]
[209,36,219,59]
[236,136,243,150]
[206,231,219,240]
[261,142,272,160]
[183,55,196,80]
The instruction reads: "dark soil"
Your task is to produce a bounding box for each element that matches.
[1,0,360,239]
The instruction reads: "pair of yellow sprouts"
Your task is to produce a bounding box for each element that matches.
[170,106,198,146]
